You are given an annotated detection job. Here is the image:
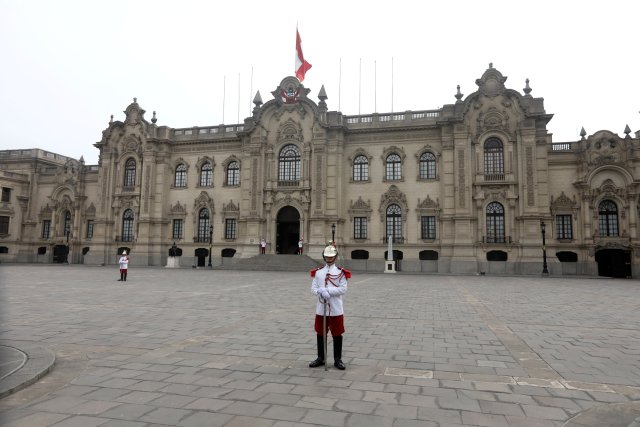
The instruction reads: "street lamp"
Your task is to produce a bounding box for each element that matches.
[540,220,549,275]
[331,223,336,246]
[208,225,213,268]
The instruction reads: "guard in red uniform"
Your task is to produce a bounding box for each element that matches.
[309,245,351,370]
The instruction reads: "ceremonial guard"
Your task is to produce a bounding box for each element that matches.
[118,250,129,281]
[309,245,351,370]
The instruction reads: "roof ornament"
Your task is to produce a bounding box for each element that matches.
[523,78,532,96]
[455,85,463,102]
[151,111,157,124]
[624,124,631,138]
[109,114,113,124]
[580,127,587,140]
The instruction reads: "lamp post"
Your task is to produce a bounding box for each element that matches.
[540,220,549,275]
[208,225,213,268]
[66,230,71,264]
[331,223,336,246]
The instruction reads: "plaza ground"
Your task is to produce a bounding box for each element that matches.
[1,265,639,426]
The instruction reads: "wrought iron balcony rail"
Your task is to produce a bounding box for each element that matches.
[482,235,512,244]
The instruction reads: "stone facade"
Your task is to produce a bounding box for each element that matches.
[1,65,638,277]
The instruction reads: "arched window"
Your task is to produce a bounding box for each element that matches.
[419,152,436,179]
[353,155,369,181]
[122,209,134,242]
[200,162,212,187]
[385,204,402,243]
[174,164,187,187]
[63,211,71,237]
[226,161,240,186]
[385,153,402,181]
[486,202,505,243]
[484,138,504,180]
[198,208,210,242]
[124,158,136,187]
[598,200,619,236]
[278,144,300,183]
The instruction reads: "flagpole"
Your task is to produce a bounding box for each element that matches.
[222,75,226,123]
[249,66,253,116]
[374,59,377,113]
[237,72,240,123]
[391,57,394,113]
[358,57,362,115]
[338,58,342,112]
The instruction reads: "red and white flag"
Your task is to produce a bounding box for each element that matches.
[295,27,312,82]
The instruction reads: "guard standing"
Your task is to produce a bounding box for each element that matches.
[118,250,129,281]
[309,245,351,370]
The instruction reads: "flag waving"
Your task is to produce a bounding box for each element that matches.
[295,27,312,82]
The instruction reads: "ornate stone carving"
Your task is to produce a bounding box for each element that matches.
[378,185,408,221]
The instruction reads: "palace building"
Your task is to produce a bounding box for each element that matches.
[1,65,638,278]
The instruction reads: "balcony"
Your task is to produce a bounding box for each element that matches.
[115,235,135,242]
[277,180,299,188]
[193,236,210,243]
[382,236,405,244]
[482,235,512,244]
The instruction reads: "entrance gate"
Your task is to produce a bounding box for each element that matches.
[276,206,300,254]
[595,249,631,278]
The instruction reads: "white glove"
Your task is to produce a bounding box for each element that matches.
[321,289,331,300]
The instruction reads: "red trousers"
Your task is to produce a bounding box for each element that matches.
[314,314,344,336]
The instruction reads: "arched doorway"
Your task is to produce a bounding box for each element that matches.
[53,245,68,263]
[276,206,300,254]
[595,248,631,278]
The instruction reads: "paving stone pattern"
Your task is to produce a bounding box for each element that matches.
[1,265,639,426]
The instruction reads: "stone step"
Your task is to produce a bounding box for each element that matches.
[218,254,322,272]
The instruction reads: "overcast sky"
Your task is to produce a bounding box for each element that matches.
[1,0,638,165]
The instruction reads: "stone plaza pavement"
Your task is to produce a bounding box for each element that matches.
[1,265,639,427]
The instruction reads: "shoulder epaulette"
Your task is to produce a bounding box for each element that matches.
[339,267,352,279]
[310,266,322,277]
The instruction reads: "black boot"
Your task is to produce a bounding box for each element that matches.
[309,335,325,368]
[333,335,345,370]
[123,271,127,281]
[118,272,123,281]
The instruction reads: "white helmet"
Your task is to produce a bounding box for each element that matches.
[122,250,127,255]
[323,245,338,258]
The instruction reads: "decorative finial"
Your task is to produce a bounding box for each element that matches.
[523,78,532,96]
[253,91,263,107]
[79,156,85,164]
[151,111,157,124]
[580,127,587,140]
[133,97,137,104]
[624,124,631,137]
[109,114,113,124]
[489,62,493,69]
[318,85,328,102]
[455,85,463,102]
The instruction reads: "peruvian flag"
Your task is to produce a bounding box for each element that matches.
[295,27,312,82]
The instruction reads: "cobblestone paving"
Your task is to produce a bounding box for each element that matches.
[1,265,639,426]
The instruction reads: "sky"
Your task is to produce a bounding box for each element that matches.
[1,0,638,165]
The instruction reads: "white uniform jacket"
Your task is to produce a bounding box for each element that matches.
[310,264,349,316]
[119,256,129,269]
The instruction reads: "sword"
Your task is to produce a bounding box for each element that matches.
[323,297,328,371]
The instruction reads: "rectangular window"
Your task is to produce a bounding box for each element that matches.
[354,217,367,239]
[1,187,10,202]
[86,220,94,238]
[0,216,9,235]
[421,216,436,239]
[42,220,51,239]
[172,219,184,239]
[556,215,573,239]
[225,218,237,239]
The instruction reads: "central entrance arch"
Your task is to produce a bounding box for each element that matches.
[276,206,300,254]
